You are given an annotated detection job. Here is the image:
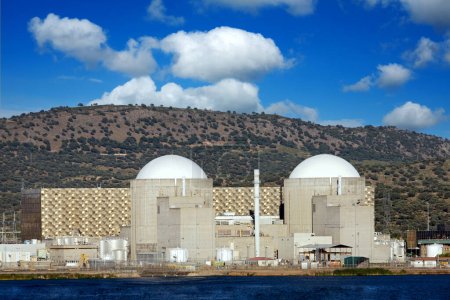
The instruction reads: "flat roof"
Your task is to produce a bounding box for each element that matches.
[418,239,450,245]
[298,244,352,249]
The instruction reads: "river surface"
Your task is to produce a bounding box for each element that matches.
[0,275,449,299]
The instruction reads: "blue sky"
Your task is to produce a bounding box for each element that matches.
[1,0,450,137]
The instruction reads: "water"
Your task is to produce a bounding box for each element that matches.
[0,275,449,299]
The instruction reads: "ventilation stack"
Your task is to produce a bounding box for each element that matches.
[254,169,260,257]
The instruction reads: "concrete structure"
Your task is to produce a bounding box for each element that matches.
[40,188,130,238]
[213,187,281,216]
[157,195,215,262]
[312,194,374,258]
[372,233,405,263]
[283,154,367,234]
[21,187,281,241]
[130,155,215,262]
[21,152,393,264]
[49,244,98,265]
[0,243,46,264]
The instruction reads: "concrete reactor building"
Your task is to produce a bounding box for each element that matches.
[283,154,374,259]
[130,155,215,262]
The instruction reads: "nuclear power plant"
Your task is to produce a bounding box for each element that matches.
[16,153,413,266]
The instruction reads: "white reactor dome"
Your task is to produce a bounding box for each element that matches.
[289,154,360,179]
[136,155,207,179]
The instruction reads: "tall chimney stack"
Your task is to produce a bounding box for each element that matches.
[254,169,260,257]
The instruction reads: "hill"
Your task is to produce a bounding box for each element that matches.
[1,104,449,237]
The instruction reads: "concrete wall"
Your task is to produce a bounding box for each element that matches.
[157,197,215,262]
[0,244,46,263]
[215,236,275,260]
[312,194,374,259]
[48,245,98,264]
[40,188,130,238]
[130,178,213,260]
[283,177,365,233]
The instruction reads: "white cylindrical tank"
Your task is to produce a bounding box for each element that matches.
[99,240,107,260]
[167,248,188,263]
[426,244,443,257]
[113,249,127,261]
[216,248,233,262]
[109,239,127,251]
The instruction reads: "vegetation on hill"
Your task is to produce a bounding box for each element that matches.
[0,105,449,237]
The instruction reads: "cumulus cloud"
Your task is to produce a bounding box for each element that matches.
[376,63,412,89]
[160,27,288,82]
[199,0,317,16]
[399,0,450,30]
[383,101,445,130]
[29,14,157,76]
[147,0,184,26]
[342,76,373,92]
[89,77,323,122]
[28,13,106,63]
[29,15,290,81]
[403,37,439,68]
[362,0,450,30]
[343,63,411,92]
[319,119,364,128]
[265,100,318,122]
[89,77,263,113]
[102,37,158,76]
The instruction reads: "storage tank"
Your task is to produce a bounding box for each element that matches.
[167,248,188,263]
[113,249,127,262]
[99,240,108,260]
[109,239,128,252]
[426,244,443,257]
[216,248,233,262]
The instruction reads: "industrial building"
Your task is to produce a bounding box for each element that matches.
[19,153,402,265]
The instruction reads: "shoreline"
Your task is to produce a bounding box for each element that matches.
[1,267,449,280]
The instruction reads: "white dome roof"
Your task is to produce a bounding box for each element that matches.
[289,154,360,179]
[136,155,207,179]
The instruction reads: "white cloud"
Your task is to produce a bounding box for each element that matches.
[343,63,411,92]
[89,77,263,113]
[160,26,288,82]
[320,119,364,128]
[200,0,317,16]
[383,101,445,130]
[57,75,103,83]
[265,100,318,121]
[342,76,373,92]
[28,13,106,63]
[102,37,158,77]
[404,37,439,68]
[399,0,450,30]
[147,0,184,26]
[360,1,450,31]
[29,14,157,76]
[444,37,450,64]
[377,63,412,89]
